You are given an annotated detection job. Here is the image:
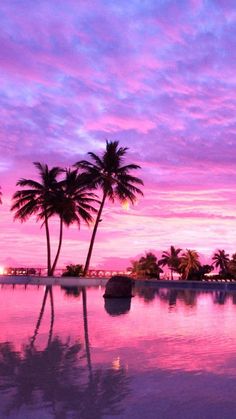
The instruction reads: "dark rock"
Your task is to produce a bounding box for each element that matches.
[104,297,131,316]
[103,275,133,298]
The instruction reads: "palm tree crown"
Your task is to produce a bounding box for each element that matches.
[179,249,201,280]
[11,162,63,222]
[11,164,98,276]
[11,162,63,275]
[76,140,143,203]
[212,249,230,274]
[52,169,98,227]
[159,246,182,279]
[75,140,144,275]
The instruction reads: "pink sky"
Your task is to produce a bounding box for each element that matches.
[1,0,236,269]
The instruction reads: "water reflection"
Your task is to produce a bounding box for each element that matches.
[134,287,236,308]
[104,297,132,316]
[2,285,236,418]
[0,286,130,418]
[0,338,129,418]
[30,286,54,348]
[61,285,82,297]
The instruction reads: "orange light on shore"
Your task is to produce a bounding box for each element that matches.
[0,266,4,275]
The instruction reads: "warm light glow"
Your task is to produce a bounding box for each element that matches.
[121,200,130,211]
[112,357,121,370]
[0,266,4,275]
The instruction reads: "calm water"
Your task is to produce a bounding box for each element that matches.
[1,284,236,418]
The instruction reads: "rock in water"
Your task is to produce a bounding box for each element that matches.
[103,275,133,298]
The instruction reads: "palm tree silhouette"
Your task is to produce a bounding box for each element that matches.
[0,186,2,205]
[159,246,182,279]
[11,165,98,276]
[75,140,143,275]
[0,290,130,418]
[179,249,201,280]
[212,249,230,275]
[49,169,98,276]
[11,162,63,275]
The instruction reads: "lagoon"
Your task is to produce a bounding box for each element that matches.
[1,283,236,418]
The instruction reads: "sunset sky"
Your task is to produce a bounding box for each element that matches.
[1,0,236,269]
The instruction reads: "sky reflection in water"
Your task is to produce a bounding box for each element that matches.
[1,285,236,418]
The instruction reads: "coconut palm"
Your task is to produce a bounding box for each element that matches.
[212,249,230,275]
[179,249,201,280]
[49,169,98,276]
[75,140,144,275]
[11,165,98,276]
[159,246,182,279]
[11,162,63,275]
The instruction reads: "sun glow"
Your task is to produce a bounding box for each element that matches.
[121,200,130,210]
[0,266,4,275]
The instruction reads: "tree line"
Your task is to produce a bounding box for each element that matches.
[130,248,236,280]
[1,140,143,276]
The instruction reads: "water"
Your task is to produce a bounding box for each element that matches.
[1,284,236,418]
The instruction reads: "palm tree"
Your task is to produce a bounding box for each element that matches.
[49,169,98,276]
[0,186,2,205]
[159,246,182,279]
[212,249,230,275]
[11,165,98,276]
[179,249,201,280]
[75,140,144,275]
[11,162,63,275]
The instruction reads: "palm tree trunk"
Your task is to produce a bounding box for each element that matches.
[45,214,52,276]
[83,191,107,276]
[82,287,92,375]
[50,217,63,276]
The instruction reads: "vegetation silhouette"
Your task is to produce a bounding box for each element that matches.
[11,163,63,275]
[179,249,201,280]
[130,252,162,279]
[62,263,84,277]
[75,140,143,276]
[11,164,98,276]
[49,169,98,275]
[159,246,182,279]
[212,249,230,276]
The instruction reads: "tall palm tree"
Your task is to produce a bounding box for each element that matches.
[179,249,201,280]
[11,165,98,276]
[11,162,63,275]
[212,249,230,275]
[159,246,182,279]
[49,169,98,276]
[75,140,144,275]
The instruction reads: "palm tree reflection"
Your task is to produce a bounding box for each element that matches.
[0,287,130,418]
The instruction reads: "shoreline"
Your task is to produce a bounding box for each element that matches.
[1,275,236,291]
